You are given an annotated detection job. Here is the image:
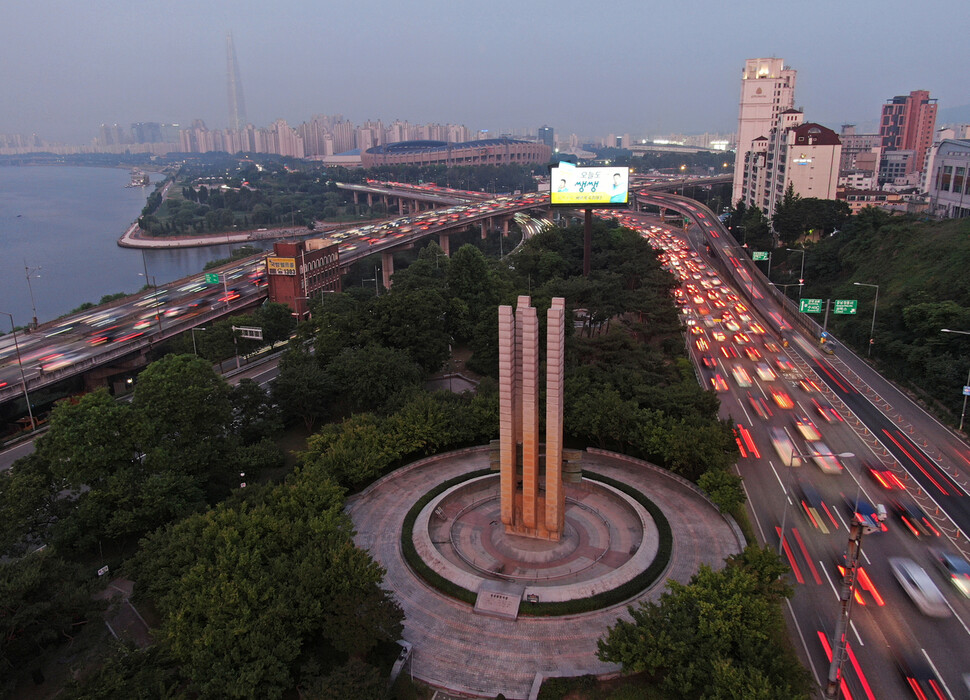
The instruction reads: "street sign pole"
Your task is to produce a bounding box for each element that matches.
[822,298,831,333]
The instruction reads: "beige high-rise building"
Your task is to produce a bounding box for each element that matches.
[732,58,797,204]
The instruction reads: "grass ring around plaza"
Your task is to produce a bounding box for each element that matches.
[400,468,672,616]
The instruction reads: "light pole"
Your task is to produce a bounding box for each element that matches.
[786,248,806,298]
[24,261,41,329]
[0,311,35,430]
[853,282,879,357]
[191,327,206,356]
[941,328,970,431]
[779,450,854,555]
[769,282,798,300]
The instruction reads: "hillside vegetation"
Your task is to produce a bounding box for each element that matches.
[784,209,970,419]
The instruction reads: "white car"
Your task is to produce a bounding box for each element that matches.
[890,557,951,617]
[769,428,802,467]
[806,441,842,474]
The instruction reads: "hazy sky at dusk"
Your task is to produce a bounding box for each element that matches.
[3,0,967,144]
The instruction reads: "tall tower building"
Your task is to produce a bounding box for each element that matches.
[879,90,937,177]
[732,58,797,205]
[226,32,247,132]
[538,125,554,149]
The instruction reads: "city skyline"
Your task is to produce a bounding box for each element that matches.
[3,0,968,145]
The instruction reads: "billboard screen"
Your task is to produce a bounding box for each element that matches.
[550,165,629,206]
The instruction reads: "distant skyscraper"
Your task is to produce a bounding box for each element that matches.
[879,90,937,178]
[732,58,797,204]
[226,32,247,131]
[538,126,554,149]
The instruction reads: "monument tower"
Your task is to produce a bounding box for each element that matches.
[498,296,566,540]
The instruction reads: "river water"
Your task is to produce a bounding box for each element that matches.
[0,166,265,327]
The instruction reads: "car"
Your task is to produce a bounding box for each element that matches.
[724,319,741,332]
[749,322,766,334]
[798,378,821,393]
[795,479,836,533]
[792,416,821,441]
[754,362,776,381]
[866,463,906,490]
[719,345,738,359]
[695,338,709,352]
[712,330,726,342]
[769,427,802,466]
[744,346,762,362]
[820,341,836,355]
[889,557,951,617]
[690,325,705,336]
[701,355,717,369]
[844,495,888,533]
[747,393,770,420]
[774,356,795,372]
[811,397,842,423]
[889,498,940,537]
[731,366,752,388]
[893,651,948,700]
[769,387,794,409]
[733,333,751,345]
[806,441,843,474]
[763,340,781,353]
[710,373,729,392]
[928,548,970,598]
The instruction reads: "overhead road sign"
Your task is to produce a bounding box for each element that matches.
[799,298,823,314]
[752,251,769,261]
[833,299,858,315]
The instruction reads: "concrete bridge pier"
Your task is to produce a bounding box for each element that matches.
[503,218,510,236]
[381,251,394,289]
[353,191,359,205]
[367,193,373,207]
[438,232,450,256]
[481,220,488,240]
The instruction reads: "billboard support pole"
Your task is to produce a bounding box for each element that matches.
[583,208,592,278]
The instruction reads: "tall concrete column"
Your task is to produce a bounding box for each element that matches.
[367,193,373,207]
[545,298,565,534]
[498,305,517,527]
[398,198,404,215]
[516,296,539,530]
[381,251,394,289]
[353,191,359,205]
[438,233,450,256]
[481,220,488,240]
[503,218,510,236]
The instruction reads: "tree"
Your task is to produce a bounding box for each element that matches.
[597,546,807,699]
[230,378,283,444]
[131,354,234,482]
[254,302,296,345]
[698,468,746,512]
[771,183,802,246]
[272,348,332,431]
[364,289,452,373]
[325,345,423,415]
[0,552,98,686]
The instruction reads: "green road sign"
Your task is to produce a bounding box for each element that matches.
[205,273,219,284]
[799,298,823,313]
[752,251,768,261]
[833,299,858,315]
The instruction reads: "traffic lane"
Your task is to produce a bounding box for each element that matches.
[830,378,970,539]
[0,438,35,472]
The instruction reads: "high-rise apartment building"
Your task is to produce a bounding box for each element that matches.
[879,90,937,179]
[739,109,841,219]
[732,58,797,204]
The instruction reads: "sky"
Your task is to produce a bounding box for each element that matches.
[3,0,968,145]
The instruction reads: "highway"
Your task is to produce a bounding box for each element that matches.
[613,202,968,699]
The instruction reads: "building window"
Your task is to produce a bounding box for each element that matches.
[954,167,965,195]
[941,166,952,192]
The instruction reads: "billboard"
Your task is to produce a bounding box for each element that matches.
[550,165,629,206]
[267,257,297,276]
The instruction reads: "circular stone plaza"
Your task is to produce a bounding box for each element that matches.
[347,446,744,699]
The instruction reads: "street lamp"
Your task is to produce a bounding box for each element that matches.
[786,248,806,298]
[0,311,35,430]
[769,282,798,300]
[779,450,855,555]
[191,327,206,356]
[853,282,879,358]
[941,328,970,431]
[24,261,41,329]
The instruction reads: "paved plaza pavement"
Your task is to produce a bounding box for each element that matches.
[346,446,744,699]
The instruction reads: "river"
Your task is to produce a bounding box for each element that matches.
[0,165,267,327]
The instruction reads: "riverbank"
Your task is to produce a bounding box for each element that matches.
[116,219,348,249]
